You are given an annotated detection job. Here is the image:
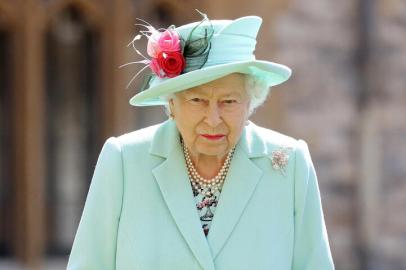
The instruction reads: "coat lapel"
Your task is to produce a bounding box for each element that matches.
[206,126,264,259]
[150,120,216,270]
[149,120,272,265]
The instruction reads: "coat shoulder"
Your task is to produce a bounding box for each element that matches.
[246,122,299,151]
[114,122,162,149]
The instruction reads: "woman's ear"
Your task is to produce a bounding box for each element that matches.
[168,98,175,119]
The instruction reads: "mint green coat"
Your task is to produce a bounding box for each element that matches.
[67,120,334,270]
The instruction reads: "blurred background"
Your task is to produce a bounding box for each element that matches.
[0,0,405,269]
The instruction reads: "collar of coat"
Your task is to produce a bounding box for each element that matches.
[149,119,295,159]
[127,119,297,270]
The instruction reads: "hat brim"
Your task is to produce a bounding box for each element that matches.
[129,60,291,106]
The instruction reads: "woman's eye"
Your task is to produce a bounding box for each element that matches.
[222,99,237,104]
[188,98,206,105]
[191,98,203,102]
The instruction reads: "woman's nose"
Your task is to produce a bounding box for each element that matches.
[204,102,222,127]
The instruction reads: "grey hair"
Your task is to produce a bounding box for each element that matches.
[162,74,272,116]
[244,74,272,115]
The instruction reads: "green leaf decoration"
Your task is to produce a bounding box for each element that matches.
[139,73,154,93]
[182,10,214,72]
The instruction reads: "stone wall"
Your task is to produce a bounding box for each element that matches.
[272,1,359,269]
[206,0,406,269]
[368,0,406,268]
[271,0,406,269]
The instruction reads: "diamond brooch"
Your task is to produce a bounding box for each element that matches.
[270,146,292,176]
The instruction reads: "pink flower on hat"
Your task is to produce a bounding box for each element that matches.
[157,51,185,78]
[146,28,185,78]
[149,58,165,78]
[146,31,161,58]
[158,29,181,52]
[122,10,213,89]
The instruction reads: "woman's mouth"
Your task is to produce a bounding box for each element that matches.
[201,134,225,140]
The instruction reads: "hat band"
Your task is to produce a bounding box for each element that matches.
[184,54,255,73]
[183,37,256,73]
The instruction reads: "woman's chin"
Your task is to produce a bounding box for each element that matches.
[194,143,229,158]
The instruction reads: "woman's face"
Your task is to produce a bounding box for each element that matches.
[169,73,250,159]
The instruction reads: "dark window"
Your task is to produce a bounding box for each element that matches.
[0,30,15,258]
[45,5,101,255]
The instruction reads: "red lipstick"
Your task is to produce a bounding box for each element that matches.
[201,134,225,140]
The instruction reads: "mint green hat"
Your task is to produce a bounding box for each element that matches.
[128,15,291,106]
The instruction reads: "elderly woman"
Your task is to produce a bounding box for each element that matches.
[68,13,334,270]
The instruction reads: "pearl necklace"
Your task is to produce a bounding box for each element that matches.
[182,140,235,198]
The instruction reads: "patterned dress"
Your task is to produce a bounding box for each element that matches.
[191,182,224,237]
